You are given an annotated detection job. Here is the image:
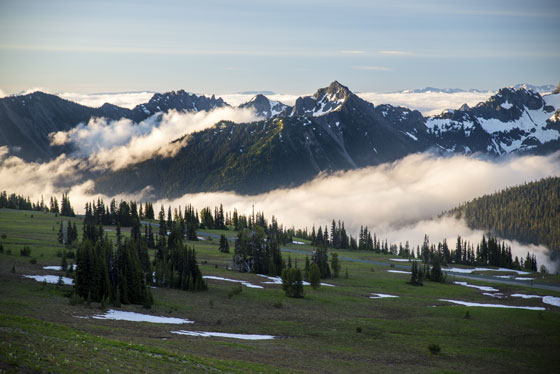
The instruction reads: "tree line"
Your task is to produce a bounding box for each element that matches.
[448,177,559,252]
[0,191,75,216]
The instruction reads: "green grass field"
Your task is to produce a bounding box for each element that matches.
[1,208,559,373]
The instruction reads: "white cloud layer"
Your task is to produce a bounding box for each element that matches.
[356,91,495,116]
[3,87,495,117]
[150,153,560,271]
[57,91,155,109]
[216,91,495,116]
[49,107,261,170]
[1,148,558,270]
[217,93,302,107]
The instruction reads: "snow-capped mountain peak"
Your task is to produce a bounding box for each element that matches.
[291,81,355,117]
[238,94,289,119]
[426,88,560,155]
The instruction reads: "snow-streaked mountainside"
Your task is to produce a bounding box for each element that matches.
[426,88,560,155]
[92,81,560,197]
[1,81,559,167]
[239,94,289,119]
[394,83,555,94]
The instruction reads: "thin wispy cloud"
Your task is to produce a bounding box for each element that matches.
[379,50,414,56]
[338,50,366,55]
[0,44,341,58]
[352,65,393,71]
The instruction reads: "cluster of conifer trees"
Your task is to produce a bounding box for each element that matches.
[0,191,75,216]
[74,199,209,307]
[75,215,153,306]
[450,177,559,252]
[57,220,78,246]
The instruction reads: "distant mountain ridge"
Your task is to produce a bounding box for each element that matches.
[0,90,228,161]
[93,82,560,197]
[1,81,559,197]
[393,83,556,94]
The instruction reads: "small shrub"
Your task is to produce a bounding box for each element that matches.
[428,344,441,355]
[356,327,362,333]
[69,293,81,306]
[20,246,31,257]
[345,268,349,279]
[464,311,471,319]
[11,264,15,273]
[56,250,63,258]
[273,302,283,309]
[29,258,37,264]
[216,319,222,325]
[1,234,6,239]
[231,285,242,295]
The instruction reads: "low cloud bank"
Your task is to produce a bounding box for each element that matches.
[1,143,558,271]
[49,107,261,170]
[356,91,495,116]
[152,152,559,271]
[216,91,496,116]
[58,91,155,109]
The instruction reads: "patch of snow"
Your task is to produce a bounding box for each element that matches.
[444,267,530,275]
[495,275,513,279]
[256,274,334,287]
[387,270,411,274]
[514,277,534,281]
[500,101,513,109]
[43,265,77,271]
[292,241,305,245]
[482,293,504,299]
[543,296,560,308]
[91,310,193,324]
[203,276,263,289]
[390,258,415,262]
[510,294,560,308]
[256,274,283,285]
[453,281,499,292]
[438,299,545,311]
[172,330,276,340]
[196,236,207,241]
[405,132,418,141]
[544,93,560,110]
[370,293,399,299]
[23,275,73,285]
[510,293,542,299]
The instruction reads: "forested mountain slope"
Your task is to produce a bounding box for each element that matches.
[449,177,560,251]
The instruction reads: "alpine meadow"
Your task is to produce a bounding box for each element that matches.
[1,1,560,373]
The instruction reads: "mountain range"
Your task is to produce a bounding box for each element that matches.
[394,83,557,94]
[1,81,559,197]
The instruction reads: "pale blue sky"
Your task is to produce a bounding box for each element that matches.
[0,0,558,94]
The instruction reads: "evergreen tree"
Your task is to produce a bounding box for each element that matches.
[218,234,230,253]
[331,253,341,278]
[409,261,423,286]
[281,268,304,298]
[308,263,321,289]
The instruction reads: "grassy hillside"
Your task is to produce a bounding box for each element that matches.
[448,177,560,251]
[1,209,560,373]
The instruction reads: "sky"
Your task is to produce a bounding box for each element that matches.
[0,0,559,95]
